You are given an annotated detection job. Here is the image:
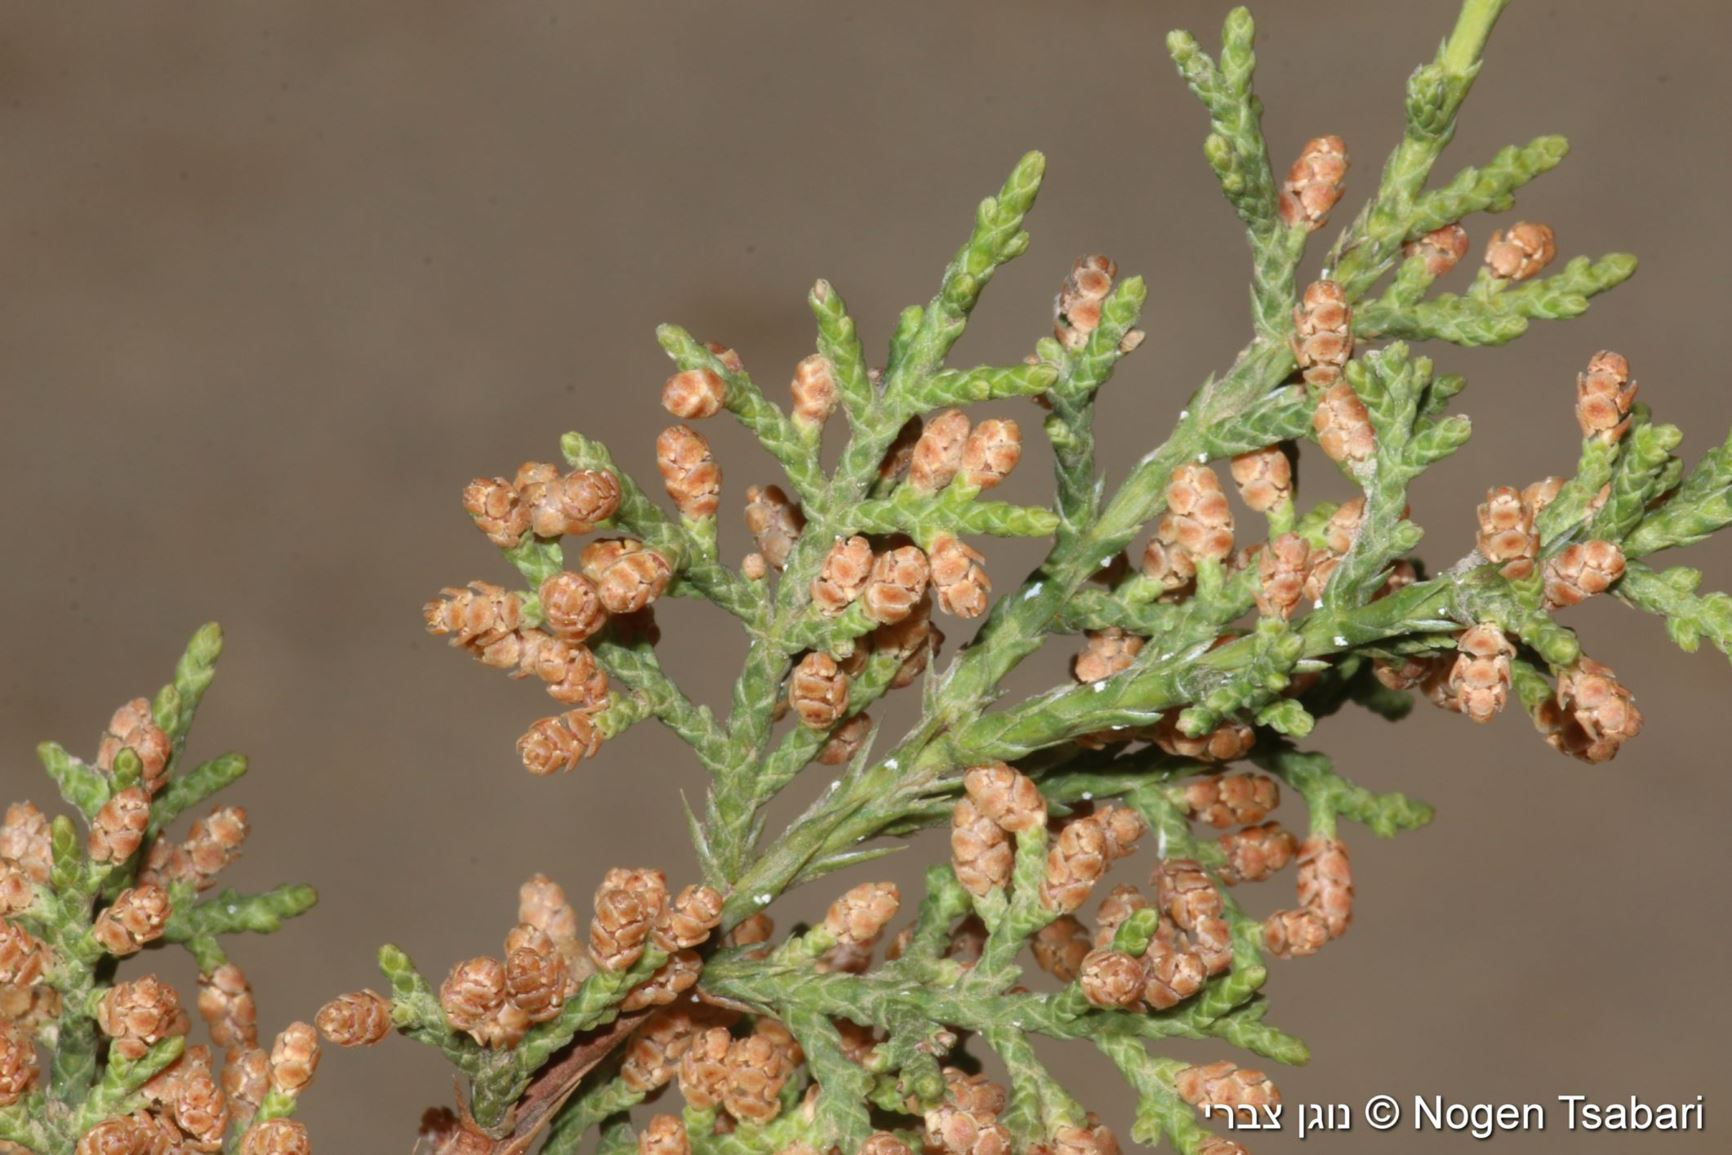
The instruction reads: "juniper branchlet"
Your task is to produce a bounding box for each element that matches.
[289,2,1732,1152]
[0,627,317,1152]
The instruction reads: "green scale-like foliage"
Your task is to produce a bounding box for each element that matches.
[388,2,1732,1153]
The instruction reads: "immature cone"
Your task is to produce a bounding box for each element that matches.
[91,884,171,957]
[662,367,726,419]
[925,1102,1011,1155]
[518,710,602,775]
[1098,805,1146,861]
[1576,351,1638,443]
[652,425,724,521]
[1055,255,1117,350]
[817,713,872,765]
[98,975,188,1060]
[1,802,51,884]
[1181,772,1279,827]
[519,873,586,983]
[463,476,530,547]
[1292,280,1352,386]
[1255,533,1310,620]
[590,867,667,971]
[152,1045,229,1151]
[621,950,701,1011]
[910,409,971,492]
[0,865,29,917]
[654,884,724,951]
[1230,445,1292,513]
[1078,948,1144,1009]
[929,535,991,618]
[825,882,900,945]
[1543,539,1626,608]
[197,964,258,1050]
[623,1008,705,1092]
[1217,822,1299,885]
[1373,654,1444,692]
[539,571,608,643]
[1278,135,1348,230]
[812,536,873,615]
[1039,815,1108,912]
[1154,713,1255,764]
[677,1026,733,1108]
[1484,221,1556,281]
[539,640,609,709]
[790,651,850,729]
[239,1119,312,1155]
[0,1025,34,1107]
[1074,628,1144,683]
[640,1114,691,1155]
[1297,837,1354,939]
[1140,523,1195,593]
[863,545,931,625]
[223,1046,271,1123]
[1404,223,1471,278]
[1094,885,1149,947]
[1190,914,1234,977]
[77,1118,168,1155]
[1449,624,1515,724]
[97,697,172,796]
[1163,464,1234,562]
[580,538,673,614]
[505,924,570,1022]
[525,467,623,538]
[1031,916,1092,982]
[1142,938,1208,1010]
[1544,657,1643,763]
[1314,381,1376,465]
[440,957,507,1039]
[424,581,522,649]
[316,990,392,1047]
[1260,900,1323,955]
[959,419,1021,490]
[1151,859,1221,933]
[1321,496,1366,556]
[1524,476,1566,517]
[963,763,1046,832]
[879,416,924,483]
[862,1134,914,1155]
[180,806,250,889]
[723,1033,794,1124]
[1050,1123,1120,1155]
[1174,1060,1280,1111]
[266,1022,320,1097]
[1477,486,1538,574]
[88,787,151,864]
[950,797,1013,897]
[744,484,806,570]
[727,912,775,950]
[790,354,839,427]
[876,596,944,689]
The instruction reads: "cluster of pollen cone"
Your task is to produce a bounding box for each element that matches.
[2,695,317,1154]
[397,125,1670,1155]
[1088,134,1644,768]
[425,321,1038,775]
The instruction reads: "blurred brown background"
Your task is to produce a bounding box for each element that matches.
[2,1,1728,1149]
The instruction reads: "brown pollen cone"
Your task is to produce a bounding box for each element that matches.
[1484,221,1556,281]
[1292,280,1351,387]
[1277,135,1348,229]
[657,425,723,518]
[315,989,393,1047]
